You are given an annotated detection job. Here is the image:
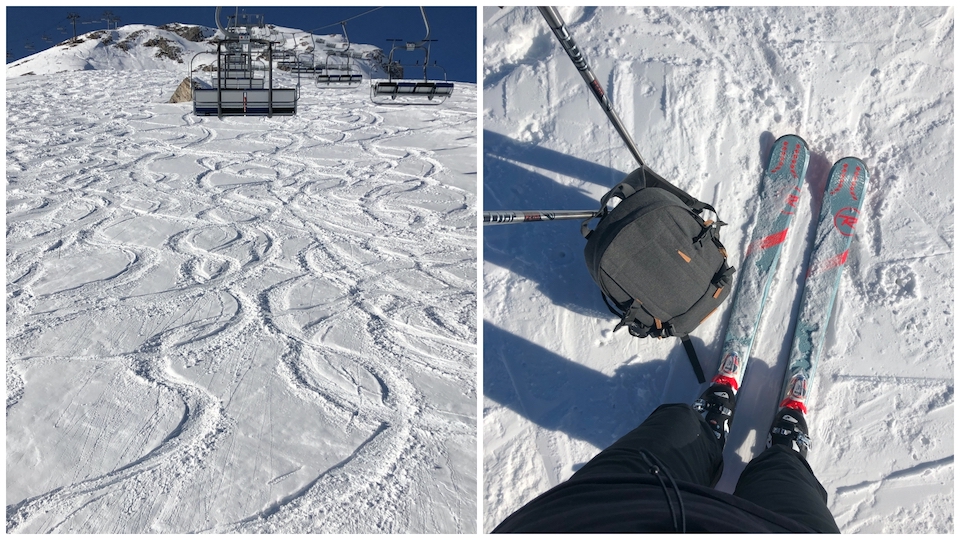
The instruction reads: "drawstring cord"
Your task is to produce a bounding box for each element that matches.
[639,449,686,533]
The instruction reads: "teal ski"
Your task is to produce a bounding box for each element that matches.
[711,134,810,394]
[779,157,869,413]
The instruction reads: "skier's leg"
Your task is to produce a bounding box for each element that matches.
[733,445,840,533]
[571,403,723,487]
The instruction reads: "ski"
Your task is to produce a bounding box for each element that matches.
[710,134,810,394]
[778,156,869,414]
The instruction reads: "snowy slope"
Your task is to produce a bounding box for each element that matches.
[483,6,952,533]
[5,27,476,534]
[5,22,383,78]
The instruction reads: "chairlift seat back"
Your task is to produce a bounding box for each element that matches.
[372,81,454,98]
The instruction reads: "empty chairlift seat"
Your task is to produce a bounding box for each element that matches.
[317,72,363,85]
[316,22,365,90]
[368,7,455,105]
[316,63,364,88]
[194,88,298,116]
[190,34,299,118]
[371,80,454,100]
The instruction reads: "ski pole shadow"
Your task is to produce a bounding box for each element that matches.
[483,320,707,455]
[483,130,626,316]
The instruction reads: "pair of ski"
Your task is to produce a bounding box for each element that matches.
[707,134,868,444]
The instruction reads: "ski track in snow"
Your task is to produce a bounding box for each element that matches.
[6,69,477,533]
[483,6,953,533]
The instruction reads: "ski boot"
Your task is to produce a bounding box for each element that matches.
[693,383,736,448]
[768,406,812,458]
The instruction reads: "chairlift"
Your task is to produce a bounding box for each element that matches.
[316,22,363,89]
[283,51,320,74]
[190,8,299,118]
[371,7,454,105]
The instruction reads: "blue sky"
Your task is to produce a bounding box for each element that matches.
[5,6,477,83]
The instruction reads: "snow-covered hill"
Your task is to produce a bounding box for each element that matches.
[6,22,384,79]
[5,19,476,535]
[483,6,953,533]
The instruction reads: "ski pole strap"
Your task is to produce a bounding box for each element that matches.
[680,335,706,384]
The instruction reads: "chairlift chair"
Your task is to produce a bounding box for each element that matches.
[316,22,363,89]
[190,9,300,118]
[370,7,454,105]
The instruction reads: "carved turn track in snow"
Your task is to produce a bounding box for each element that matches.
[6,69,477,533]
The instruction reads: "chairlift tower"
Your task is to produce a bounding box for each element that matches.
[66,12,81,41]
[102,11,120,30]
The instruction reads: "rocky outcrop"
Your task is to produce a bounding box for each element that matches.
[168,77,193,103]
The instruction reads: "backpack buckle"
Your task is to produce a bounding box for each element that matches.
[626,321,650,338]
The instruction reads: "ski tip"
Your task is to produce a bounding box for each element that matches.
[832,156,869,174]
[828,157,871,194]
[773,133,809,148]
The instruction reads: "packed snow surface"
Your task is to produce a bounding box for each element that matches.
[483,6,952,533]
[6,31,477,533]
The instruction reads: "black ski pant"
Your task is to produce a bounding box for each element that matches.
[572,403,840,533]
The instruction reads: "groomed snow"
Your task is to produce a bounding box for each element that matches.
[6,54,477,532]
[483,6,952,533]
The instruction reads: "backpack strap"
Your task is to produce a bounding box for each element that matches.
[680,336,707,384]
[582,165,723,239]
[606,297,707,384]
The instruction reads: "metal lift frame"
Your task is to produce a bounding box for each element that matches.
[370,7,454,105]
[191,37,299,118]
[190,8,300,118]
[316,22,364,89]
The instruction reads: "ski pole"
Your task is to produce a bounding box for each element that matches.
[483,209,598,225]
[537,6,647,168]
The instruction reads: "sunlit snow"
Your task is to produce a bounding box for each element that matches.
[6,22,476,534]
[483,6,952,534]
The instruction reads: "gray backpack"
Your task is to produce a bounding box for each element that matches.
[582,166,735,382]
